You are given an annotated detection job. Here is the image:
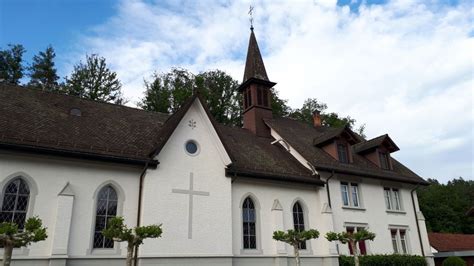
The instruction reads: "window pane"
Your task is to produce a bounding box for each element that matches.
[337,144,349,163]
[400,230,407,254]
[341,184,349,206]
[257,87,262,105]
[379,152,390,169]
[384,188,392,209]
[93,186,117,249]
[0,178,29,230]
[263,89,268,106]
[242,197,256,249]
[393,190,401,210]
[351,184,359,207]
[391,230,399,253]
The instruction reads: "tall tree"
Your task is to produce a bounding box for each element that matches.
[64,54,125,104]
[418,177,474,234]
[28,45,60,91]
[0,44,25,85]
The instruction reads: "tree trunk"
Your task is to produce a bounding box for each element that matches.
[350,241,360,266]
[293,244,300,266]
[126,243,134,266]
[3,242,13,266]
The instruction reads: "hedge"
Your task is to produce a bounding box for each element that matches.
[339,254,427,266]
[442,256,466,266]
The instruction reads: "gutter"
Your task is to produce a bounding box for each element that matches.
[133,160,153,266]
[325,170,335,208]
[0,142,159,168]
[411,185,425,257]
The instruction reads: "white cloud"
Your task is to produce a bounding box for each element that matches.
[71,0,473,182]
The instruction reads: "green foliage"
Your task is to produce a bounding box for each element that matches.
[64,54,125,104]
[141,68,246,126]
[289,98,366,138]
[0,216,47,247]
[0,44,25,85]
[339,254,427,266]
[326,229,376,244]
[417,177,474,234]
[273,229,320,247]
[101,216,162,246]
[442,256,466,266]
[28,45,60,91]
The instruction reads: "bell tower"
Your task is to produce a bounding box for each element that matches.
[238,28,276,137]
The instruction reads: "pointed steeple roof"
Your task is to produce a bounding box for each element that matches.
[243,29,269,82]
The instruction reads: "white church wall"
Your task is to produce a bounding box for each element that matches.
[0,151,141,259]
[139,99,233,257]
[231,178,333,258]
[326,172,429,257]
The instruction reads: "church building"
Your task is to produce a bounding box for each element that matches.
[0,28,434,265]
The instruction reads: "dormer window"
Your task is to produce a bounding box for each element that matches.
[337,143,350,163]
[379,152,390,170]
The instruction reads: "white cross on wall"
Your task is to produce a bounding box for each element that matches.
[171,173,210,239]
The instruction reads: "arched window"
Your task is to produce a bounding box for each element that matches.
[93,185,118,249]
[293,202,306,249]
[0,178,30,230]
[242,197,256,249]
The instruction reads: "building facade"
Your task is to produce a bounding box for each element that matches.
[0,29,433,265]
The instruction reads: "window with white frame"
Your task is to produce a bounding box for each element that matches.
[341,182,360,207]
[292,202,306,249]
[384,188,401,211]
[242,197,257,249]
[390,229,408,254]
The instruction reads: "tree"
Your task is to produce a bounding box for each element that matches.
[64,54,125,104]
[290,98,366,138]
[418,177,474,234]
[273,229,320,266]
[0,217,47,266]
[0,44,25,85]
[326,229,376,266]
[141,68,292,126]
[28,45,60,91]
[102,216,162,266]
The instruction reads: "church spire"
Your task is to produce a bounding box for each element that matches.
[242,30,269,82]
[238,27,277,137]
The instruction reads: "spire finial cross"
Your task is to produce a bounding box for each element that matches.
[248,5,254,31]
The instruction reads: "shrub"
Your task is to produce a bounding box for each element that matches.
[442,257,466,266]
[339,254,427,266]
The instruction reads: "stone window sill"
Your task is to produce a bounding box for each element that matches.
[240,249,263,255]
[342,206,366,211]
[386,210,406,214]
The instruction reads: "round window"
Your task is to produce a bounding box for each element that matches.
[185,140,199,155]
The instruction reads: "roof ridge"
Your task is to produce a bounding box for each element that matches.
[0,83,170,117]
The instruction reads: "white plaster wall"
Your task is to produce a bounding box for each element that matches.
[326,172,427,256]
[232,179,331,257]
[0,151,141,258]
[139,99,233,256]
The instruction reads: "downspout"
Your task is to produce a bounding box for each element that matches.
[326,170,335,208]
[411,185,425,257]
[133,161,150,266]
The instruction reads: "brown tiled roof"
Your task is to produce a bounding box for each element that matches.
[312,125,360,146]
[429,233,474,252]
[0,83,168,165]
[243,30,269,82]
[265,117,429,185]
[218,125,324,185]
[353,134,400,154]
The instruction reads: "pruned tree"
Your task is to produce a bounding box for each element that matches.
[273,229,320,266]
[64,54,125,104]
[102,216,162,266]
[326,229,376,266]
[0,216,47,266]
[28,45,60,91]
[0,44,26,85]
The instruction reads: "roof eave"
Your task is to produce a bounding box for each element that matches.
[226,167,325,186]
[237,78,276,92]
[0,142,159,168]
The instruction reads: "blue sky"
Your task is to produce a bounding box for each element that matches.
[0,0,472,182]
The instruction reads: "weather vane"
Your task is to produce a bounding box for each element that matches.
[248,5,254,30]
